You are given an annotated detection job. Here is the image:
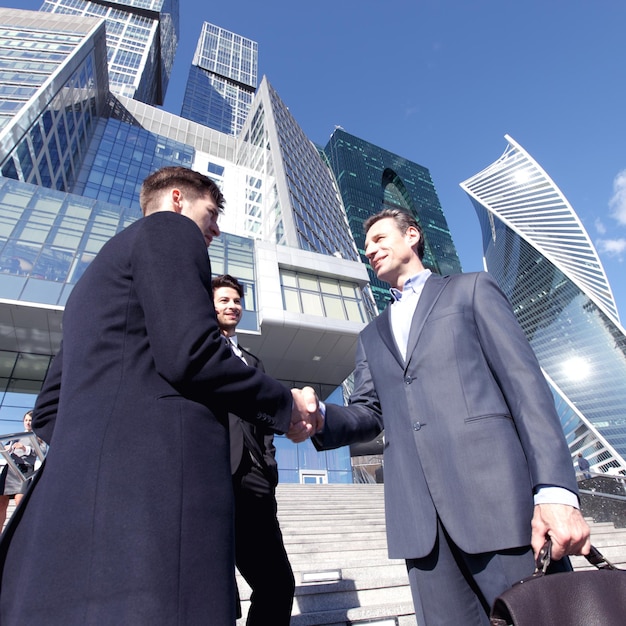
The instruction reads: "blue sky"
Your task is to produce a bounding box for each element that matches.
[8,0,626,322]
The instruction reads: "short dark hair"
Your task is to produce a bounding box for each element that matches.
[364,209,425,260]
[140,166,225,215]
[211,274,244,299]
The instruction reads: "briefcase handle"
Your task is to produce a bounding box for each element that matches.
[536,537,621,575]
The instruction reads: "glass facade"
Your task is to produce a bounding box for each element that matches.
[324,128,462,312]
[0,9,109,193]
[0,12,87,131]
[280,269,368,323]
[236,99,284,243]
[0,176,136,308]
[40,0,179,105]
[0,350,53,434]
[75,117,194,211]
[181,22,257,136]
[461,135,626,473]
[247,80,360,263]
[0,175,264,432]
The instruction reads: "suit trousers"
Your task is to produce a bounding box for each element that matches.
[234,480,294,625]
[405,517,535,626]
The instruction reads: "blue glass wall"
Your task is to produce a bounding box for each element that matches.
[76,117,194,211]
[180,22,256,136]
[0,25,107,193]
[181,66,253,136]
[41,0,179,105]
[480,209,626,465]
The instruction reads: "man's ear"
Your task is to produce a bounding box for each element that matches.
[406,225,420,248]
[171,188,183,213]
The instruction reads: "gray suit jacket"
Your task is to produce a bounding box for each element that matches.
[315,271,577,560]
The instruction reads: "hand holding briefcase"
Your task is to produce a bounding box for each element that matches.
[490,538,626,626]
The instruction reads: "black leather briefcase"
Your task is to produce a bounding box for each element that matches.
[490,538,626,626]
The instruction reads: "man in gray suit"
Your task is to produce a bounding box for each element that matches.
[306,209,590,625]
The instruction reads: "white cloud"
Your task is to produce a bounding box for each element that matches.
[609,169,626,225]
[595,218,606,235]
[597,238,626,259]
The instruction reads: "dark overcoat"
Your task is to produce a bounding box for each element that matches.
[315,272,578,559]
[0,212,292,625]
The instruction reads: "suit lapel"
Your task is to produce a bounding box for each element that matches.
[240,347,259,369]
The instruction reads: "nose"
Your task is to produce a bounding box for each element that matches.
[210,219,220,237]
[365,240,376,260]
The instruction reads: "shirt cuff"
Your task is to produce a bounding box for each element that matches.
[319,401,326,417]
[534,485,579,509]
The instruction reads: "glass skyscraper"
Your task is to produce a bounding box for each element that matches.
[181,22,257,136]
[40,0,179,106]
[0,8,109,192]
[235,80,363,263]
[461,134,626,474]
[324,127,462,312]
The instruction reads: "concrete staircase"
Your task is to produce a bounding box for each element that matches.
[4,482,626,625]
[237,483,414,626]
[236,483,626,626]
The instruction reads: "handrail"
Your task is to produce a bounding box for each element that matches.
[578,475,626,528]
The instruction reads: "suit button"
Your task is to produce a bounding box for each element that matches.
[413,421,422,431]
[404,376,413,385]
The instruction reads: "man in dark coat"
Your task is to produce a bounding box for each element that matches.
[302,209,591,625]
[212,274,294,625]
[0,167,315,625]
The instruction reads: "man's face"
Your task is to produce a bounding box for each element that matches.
[364,217,419,287]
[178,191,221,247]
[213,286,243,335]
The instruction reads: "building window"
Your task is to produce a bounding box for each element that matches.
[280,269,366,322]
[207,162,225,176]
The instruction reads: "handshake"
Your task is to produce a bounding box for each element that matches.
[289,387,323,443]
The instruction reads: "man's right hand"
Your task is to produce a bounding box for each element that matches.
[288,387,323,443]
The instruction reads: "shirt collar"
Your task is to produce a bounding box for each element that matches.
[390,269,432,302]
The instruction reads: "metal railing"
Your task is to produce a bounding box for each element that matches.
[578,473,626,528]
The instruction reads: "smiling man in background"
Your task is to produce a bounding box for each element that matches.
[213,273,294,625]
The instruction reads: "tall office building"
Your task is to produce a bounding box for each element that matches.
[461,134,626,473]
[234,80,363,261]
[40,0,179,106]
[0,9,109,193]
[0,7,373,483]
[180,22,257,136]
[324,128,462,312]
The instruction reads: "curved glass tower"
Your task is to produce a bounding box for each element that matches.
[461,135,626,474]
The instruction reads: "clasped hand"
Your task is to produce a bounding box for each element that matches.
[289,387,323,443]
